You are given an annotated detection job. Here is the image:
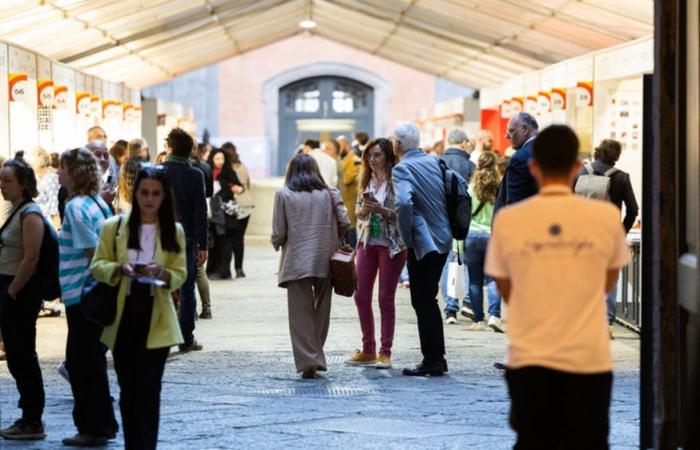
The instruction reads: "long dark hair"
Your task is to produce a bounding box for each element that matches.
[128,166,181,253]
[284,154,327,192]
[221,141,241,165]
[207,147,236,177]
[359,137,397,192]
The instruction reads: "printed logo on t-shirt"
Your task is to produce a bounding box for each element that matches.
[548,224,562,236]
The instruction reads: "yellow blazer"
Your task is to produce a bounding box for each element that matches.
[90,215,187,350]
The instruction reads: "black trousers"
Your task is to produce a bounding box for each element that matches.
[406,250,448,365]
[65,303,118,436]
[231,216,250,271]
[209,229,234,277]
[0,275,45,421]
[114,282,169,450]
[506,366,613,450]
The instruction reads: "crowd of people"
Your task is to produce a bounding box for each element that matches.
[0,111,640,448]
[272,113,638,447]
[0,126,254,448]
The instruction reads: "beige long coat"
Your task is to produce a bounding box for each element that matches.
[271,187,349,287]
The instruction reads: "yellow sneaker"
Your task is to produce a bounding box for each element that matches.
[345,350,377,366]
[375,354,392,369]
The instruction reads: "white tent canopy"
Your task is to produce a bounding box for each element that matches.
[0,0,653,88]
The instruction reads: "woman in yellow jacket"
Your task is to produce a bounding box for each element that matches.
[91,166,186,450]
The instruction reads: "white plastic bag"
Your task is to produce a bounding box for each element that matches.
[446,261,464,299]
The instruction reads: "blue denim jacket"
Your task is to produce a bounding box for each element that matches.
[392,149,452,260]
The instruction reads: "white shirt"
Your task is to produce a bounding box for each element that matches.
[485,185,631,373]
[127,223,157,265]
[310,149,339,187]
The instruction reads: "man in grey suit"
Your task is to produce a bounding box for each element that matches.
[391,122,452,376]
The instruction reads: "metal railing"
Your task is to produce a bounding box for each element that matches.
[617,236,642,332]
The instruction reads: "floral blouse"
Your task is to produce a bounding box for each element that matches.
[355,180,406,258]
[36,169,60,218]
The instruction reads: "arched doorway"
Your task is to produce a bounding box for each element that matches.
[277,76,374,175]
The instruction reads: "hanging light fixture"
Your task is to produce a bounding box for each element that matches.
[299,0,317,29]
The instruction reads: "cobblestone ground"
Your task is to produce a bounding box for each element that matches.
[0,244,640,449]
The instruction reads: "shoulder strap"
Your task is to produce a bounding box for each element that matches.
[603,167,619,177]
[113,216,122,254]
[0,200,31,235]
[472,200,487,217]
[583,161,595,175]
[89,195,110,220]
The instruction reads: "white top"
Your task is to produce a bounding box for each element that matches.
[485,185,631,373]
[310,149,339,187]
[127,223,157,265]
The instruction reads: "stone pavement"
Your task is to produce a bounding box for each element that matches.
[0,244,640,449]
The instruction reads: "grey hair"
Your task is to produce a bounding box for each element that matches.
[392,122,420,150]
[516,112,539,131]
[447,129,468,145]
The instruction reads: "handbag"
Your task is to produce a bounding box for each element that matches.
[81,210,122,327]
[327,190,356,297]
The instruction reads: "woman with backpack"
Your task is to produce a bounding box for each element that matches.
[91,166,187,450]
[464,151,504,333]
[0,159,47,440]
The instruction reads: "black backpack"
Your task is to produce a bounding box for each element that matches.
[0,201,60,301]
[438,159,472,240]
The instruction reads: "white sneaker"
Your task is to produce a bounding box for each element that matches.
[467,321,487,331]
[445,313,457,324]
[488,316,505,333]
[459,305,474,319]
[56,361,70,383]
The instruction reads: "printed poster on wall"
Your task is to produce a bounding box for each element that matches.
[38,80,54,133]
[9,46,38,155]
[0,44,8,158]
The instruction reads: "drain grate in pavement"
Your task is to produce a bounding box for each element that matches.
[307,417,468,438]
[253,386,381,397]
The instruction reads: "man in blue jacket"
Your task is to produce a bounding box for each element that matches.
[392,122,452,377]
[162,128,208,352]
[494,112,539,213]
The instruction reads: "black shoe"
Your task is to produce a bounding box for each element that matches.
[0,419,46,440]
[493,362,508,370]
[402,362,444,377]
[62,433,109,447]
[442,359,449,373]
[199,309,212,319]
[236,269,246,278]
[178,340,204,353]
[445,312,457,324]
[208,273,231,280]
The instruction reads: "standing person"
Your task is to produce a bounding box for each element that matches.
[91,167,187,450]
[33,147,60,229]
[109,141,128,181]
[271,154,349,379]
[192,143,213,319]
[391,122,452,377]
[345,138,406,369]
[127,138,149,160]
[114,156,142,215]
[486,125,630,449]
[464,152,503,332]
[206,148,244,280]
[57,148,118,446]
[0,159,46,440]
[471,129,495,163]
[353,131,369,157]
[162,128,207,352]
[338,135,361,248]
[230,144,254,279]
[439,129,476,323]
[574,139,639,337]
[494,112,539,213]
[303,139,338,187]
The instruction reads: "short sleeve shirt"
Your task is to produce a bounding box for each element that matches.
[59,195,112,306]
[485,185,631,373]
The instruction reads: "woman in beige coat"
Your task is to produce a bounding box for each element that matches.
[271,154,349,379]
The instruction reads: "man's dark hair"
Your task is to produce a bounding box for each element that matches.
[355,132,369,146]
[303,139,319,149]
[593,139,622,166]
[167,128,194,157]
[532,125,579,176]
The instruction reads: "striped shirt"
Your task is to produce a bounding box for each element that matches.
[59,195,112,306]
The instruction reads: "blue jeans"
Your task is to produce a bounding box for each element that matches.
[465,231,500,322]
[178,242,198,345]
[606,284,617,325]
[440,248,470,314]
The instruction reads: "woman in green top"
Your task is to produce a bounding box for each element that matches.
[465,151,503,332]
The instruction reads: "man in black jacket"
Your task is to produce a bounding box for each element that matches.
[162,128,208,352]
[439,129,476,323]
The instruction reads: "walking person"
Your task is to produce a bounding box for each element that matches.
[0,159,47,440]
[57,148,118,446]
[574,139,639,338]
[486,125,630,449]
[114,156,142,215]
[271,154,349,379]
[162,128,208,352]
[463,151,504,332]
[391,123,452,377]
[206,148,244,280]
[345,138,406,369]
[230,144,254,278]
[192,143,213,319]
[91,166,187,450]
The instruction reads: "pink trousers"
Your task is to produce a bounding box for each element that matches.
[353,244,407,357]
